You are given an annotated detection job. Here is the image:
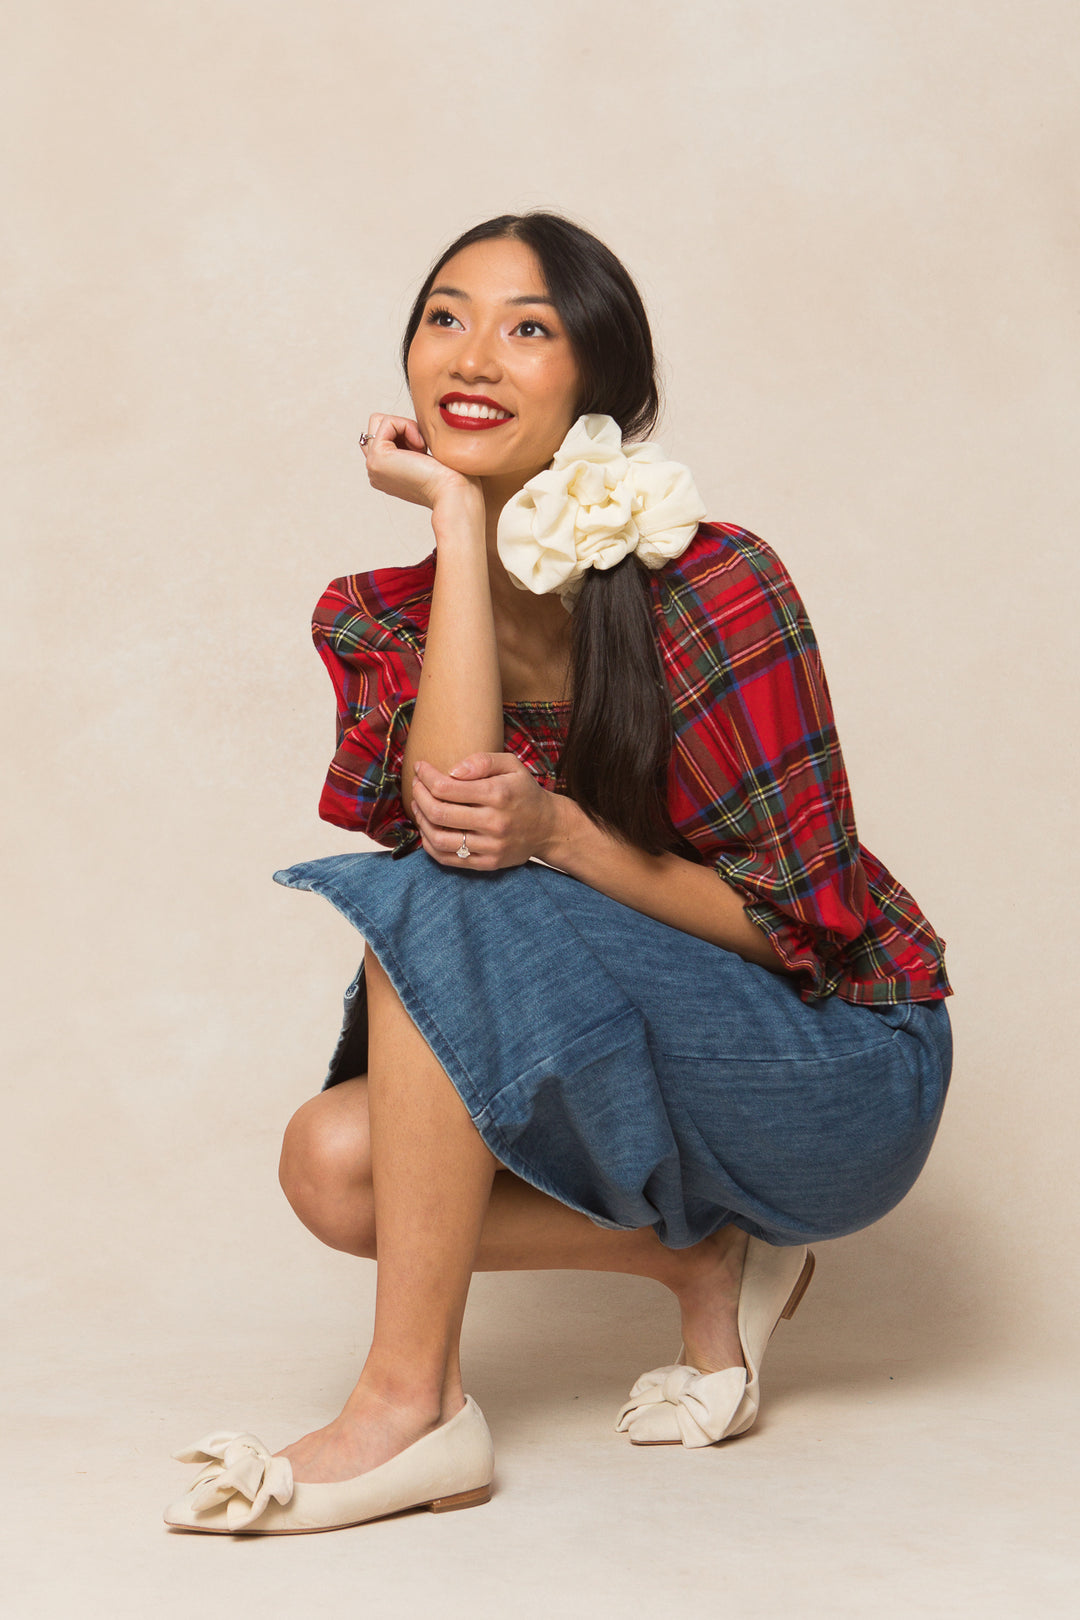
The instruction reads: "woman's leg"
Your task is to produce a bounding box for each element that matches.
[279,959,748,1413]
[276,944,501,1483]
[283,1079,730,1286]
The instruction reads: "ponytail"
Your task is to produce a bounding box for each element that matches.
[560,556,680,855]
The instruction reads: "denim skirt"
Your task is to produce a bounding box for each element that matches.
[273,850,952,1250]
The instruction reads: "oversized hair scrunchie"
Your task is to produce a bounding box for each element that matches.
[496,413,706,609]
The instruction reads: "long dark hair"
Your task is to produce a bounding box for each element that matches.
[403,212,682,855]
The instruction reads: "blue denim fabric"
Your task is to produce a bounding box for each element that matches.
[273,851,952,1249]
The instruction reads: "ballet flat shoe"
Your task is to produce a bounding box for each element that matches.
[163,1394,494,1534]
[614,1238,815,1448]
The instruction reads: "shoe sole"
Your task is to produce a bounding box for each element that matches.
[629,1249,816,1447]
[780,1248,816,1319]
[165,1482,492,1534]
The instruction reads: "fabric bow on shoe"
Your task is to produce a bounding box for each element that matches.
[614,1363,748,1448]
[171,1431,294,1530]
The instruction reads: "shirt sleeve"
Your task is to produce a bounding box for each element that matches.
[311,578,422,858]
[664,531,870,1001]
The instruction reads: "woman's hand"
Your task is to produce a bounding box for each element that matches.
[410,753,571,871]
[360,412,483,516]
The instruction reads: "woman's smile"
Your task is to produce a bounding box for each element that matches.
[438,392,516,430]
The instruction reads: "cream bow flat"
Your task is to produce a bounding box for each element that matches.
[164,1395,495,1533]
[168,1431,293,1530]
[615,1238,815,1447]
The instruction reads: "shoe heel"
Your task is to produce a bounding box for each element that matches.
[428,1484,492,1513]
[780,1250,816,1320]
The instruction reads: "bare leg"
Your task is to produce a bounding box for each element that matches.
[279,1010,748,1423]
[277,945,501,1484]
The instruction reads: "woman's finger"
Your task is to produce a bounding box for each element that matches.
[413,757,524,807]
[358,413,384,454]
[449,752,529,781]
[364,413,428,454]
[413,800,489,863]
[411,773,488,831]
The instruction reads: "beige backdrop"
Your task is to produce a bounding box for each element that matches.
[4,2,1077,1615]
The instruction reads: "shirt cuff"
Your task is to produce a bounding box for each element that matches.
[390,824,422,860]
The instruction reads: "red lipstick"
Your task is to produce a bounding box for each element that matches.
[438,392,514,431]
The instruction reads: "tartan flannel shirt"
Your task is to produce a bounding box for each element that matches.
[312,522,951,1007]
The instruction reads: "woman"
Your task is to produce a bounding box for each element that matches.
[164,212,951,1534]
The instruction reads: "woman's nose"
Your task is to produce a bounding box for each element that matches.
[449,327,502,384]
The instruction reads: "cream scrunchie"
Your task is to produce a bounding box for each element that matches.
[496,413,706,609]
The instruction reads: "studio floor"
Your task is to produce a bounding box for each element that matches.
[6,1261,1076,1620]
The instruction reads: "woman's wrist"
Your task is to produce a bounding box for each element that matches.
[538,792,592,871]
[541,793,653,882]
[431,482,486,542]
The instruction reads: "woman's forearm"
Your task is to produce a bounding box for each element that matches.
[540,795,788,973]
[401,494,504,818]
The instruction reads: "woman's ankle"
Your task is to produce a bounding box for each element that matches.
[666,1224,748,1301]
[343,1368,450,1430]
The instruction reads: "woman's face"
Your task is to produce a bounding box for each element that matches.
[407,237,582,490]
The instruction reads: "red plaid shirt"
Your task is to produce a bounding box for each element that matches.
[312,522,951,1007]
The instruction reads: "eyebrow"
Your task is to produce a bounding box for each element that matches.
[428,284,558,308]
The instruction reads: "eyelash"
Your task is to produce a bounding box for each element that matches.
[425,305,552,338]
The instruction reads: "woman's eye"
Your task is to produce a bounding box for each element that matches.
[423,307,551,337]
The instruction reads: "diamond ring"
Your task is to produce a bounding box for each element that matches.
[455,834,471,859]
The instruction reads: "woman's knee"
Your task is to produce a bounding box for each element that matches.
[278,1079,377,1256]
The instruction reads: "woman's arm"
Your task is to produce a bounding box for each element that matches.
[357,415,505,821]
[410,754,789,974]
[399,488,504,819]
[542,792,788,972]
